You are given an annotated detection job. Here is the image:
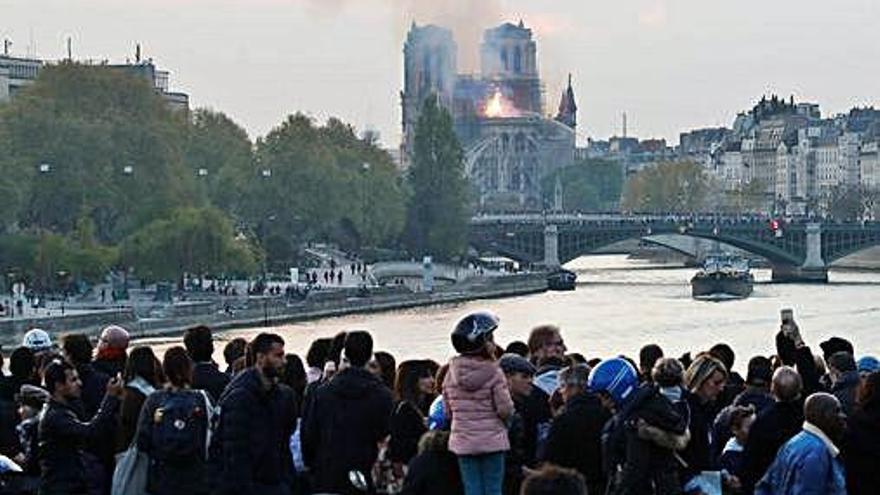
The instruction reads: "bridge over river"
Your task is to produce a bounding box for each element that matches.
[470,214,880,282]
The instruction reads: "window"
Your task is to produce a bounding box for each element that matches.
[514,46,522,73]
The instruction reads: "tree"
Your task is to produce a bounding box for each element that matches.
[404,96,471,259]
[543,158,623,211]
[184,109,254,215]
[0,62,194,243]
[622,161,710,213]
[119,207,260,285]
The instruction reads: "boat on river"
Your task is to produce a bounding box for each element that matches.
[691,254,753,300]
[547,269,577,291]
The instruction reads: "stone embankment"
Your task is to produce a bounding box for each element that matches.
[0,273,548,347]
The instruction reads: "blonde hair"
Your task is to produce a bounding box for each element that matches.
[684,354,727,393]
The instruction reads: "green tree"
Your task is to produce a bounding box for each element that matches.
[543,158,623,211]
[0,62,194,242]
[404,96,470,259]
[120,207,260,285]
[622,161,710,213]
[184,109,254,214]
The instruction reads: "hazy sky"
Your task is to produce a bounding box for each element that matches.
[3,0,878,147]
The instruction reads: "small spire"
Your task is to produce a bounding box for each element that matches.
[518,19,525,28]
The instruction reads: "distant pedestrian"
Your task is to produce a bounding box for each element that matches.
[183,325,229,403]
[337,271,343,285]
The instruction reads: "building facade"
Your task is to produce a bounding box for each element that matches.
[0,55,42,102]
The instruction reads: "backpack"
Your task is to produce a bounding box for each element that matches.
[148,391,209,464]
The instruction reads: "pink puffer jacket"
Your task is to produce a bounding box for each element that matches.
[443,355,514,456]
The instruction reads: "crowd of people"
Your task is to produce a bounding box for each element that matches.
[0,311,876,495]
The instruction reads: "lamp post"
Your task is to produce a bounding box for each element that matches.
[361,162,371,248]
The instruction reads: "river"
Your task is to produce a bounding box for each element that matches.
[188,255,879,372]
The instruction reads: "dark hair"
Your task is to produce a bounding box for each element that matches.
[537,356,566,369]
[827,351,856,373]
[395,360,432,404]
[566,353,587,365]
[343,331,373,368]
[43,359,74,394]
[639,344,664,377]
[282,354,307,400]
[223,338,247,367]
[251,333,285,358]
[10,347,36,382]
[162,346,193,388]
[306,338,332,369]
[373,351,397,390]
[124,346,162,387]
[652,357,684,388]
[328,332,348,366]
[856,371,879,411]
[183,325,214,362]
[505,341,529,357]
[710,343,736,373]
[520,465,587,495]
[61,334,93,365]
[434,363,449,395]
[746,356,773,387]
[729,405,756,432]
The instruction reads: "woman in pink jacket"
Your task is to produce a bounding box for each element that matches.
[443,311,515,495]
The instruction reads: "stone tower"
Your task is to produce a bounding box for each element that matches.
[400,23,457,168]
[555,74,577,130]
[479,21,542,114]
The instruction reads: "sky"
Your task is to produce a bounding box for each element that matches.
[2,0,879,148]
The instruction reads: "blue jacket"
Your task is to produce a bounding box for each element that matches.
[755,428,847,495]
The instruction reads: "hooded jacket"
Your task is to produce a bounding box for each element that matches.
[301,366,393,494]
[443,356,514,456]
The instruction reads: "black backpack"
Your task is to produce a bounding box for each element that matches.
[148,390,209,464]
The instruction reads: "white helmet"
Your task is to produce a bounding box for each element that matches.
[22,328,52,353]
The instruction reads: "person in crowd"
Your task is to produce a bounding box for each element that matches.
[732,356,774,413]
[818,337,853,390]
[680,354,728,487]
[532,356,566,397]
[504,341,529,358]
[826,351,859,414]
[526,325,565,365]
[93,325,130,377]
[592,357,688,495]
[709,343,745,409]
[519,465,587,495]
[222,338,248,376]
[0,347,38,458]
[400,430,463,495]
[775,321,822,396]
[755,393,847,495]
[856,356,878,380]
[427,364,451,432]
[638,344,664,383]
[15,384,50,485]
[214,333,296,495]
[739,366,804,492]
[116,346,163,452]
[717,405,755,481]
[304,337,332,385]
[302,331,393,495]
[389,360,434,466]
[61,334,109,417]
[136,346,211,495]
[497,353,535,495]
[842,371,879,495]
[183,325,230,403]
[38,359,122,495]
[21,329,53,357]
[369,351,398,391]
[281,354,307,407]
[542,364,609,495]
[444,311,514,495]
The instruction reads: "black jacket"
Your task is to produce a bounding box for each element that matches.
[842,403,880,495]
[400,432,462,495]
[739,399,803,492]
[514,384,552,466]
[679,391,716,482]
[302,366,393,494]
[92,357,125,379]
[603,384,688,495]
[732,387,774,414]
[37,395,119,495]
[192,362,230,404]
[388,400,427,464]
[830,371,860,415]
[543,392,610,493]
[213,368,297,495]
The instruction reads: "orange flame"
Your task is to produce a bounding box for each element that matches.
[484,89,519,118]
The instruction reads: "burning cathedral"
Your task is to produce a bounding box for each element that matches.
[401,21,577,211]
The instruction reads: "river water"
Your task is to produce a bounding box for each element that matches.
[198,255,879,372]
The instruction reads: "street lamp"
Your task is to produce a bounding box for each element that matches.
[361,163,371,248]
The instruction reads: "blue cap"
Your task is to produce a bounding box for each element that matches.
[857,356,879,374]
[588,358,638,405]
[427,395,449,431]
